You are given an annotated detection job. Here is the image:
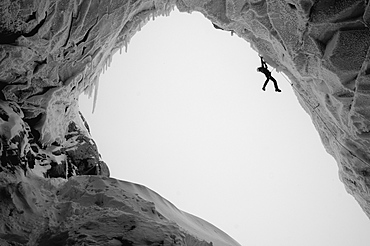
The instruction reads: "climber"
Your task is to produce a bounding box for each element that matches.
[257,56,281,92]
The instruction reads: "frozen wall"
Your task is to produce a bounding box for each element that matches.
[1,0,370,244]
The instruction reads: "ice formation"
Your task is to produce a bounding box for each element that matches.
[1,0,370,245]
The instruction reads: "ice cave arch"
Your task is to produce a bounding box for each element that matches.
[2,0,370,245]
[79,8,370,245]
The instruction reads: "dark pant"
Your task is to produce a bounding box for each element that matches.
[263,76,280,91]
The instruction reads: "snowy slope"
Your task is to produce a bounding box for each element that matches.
[0,172,240,246]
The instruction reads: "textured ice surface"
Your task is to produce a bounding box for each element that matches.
[2,0,370,245]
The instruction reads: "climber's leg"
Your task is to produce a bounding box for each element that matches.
[270,76,281,92]
[262,78,269,91]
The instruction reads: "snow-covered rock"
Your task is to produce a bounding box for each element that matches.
[0,172,237,245]
[1,0,370,245]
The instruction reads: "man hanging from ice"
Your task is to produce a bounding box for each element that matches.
[257,56,281,92]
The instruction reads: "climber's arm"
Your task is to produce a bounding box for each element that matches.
[260,56,264,66]
[260,56,268,69]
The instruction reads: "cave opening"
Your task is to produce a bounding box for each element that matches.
[77,8,370,246]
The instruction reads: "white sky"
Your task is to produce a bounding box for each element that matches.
[79,9,370,246]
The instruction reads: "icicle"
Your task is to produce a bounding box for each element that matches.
[120,46,122,54]
[85,81,94,98]
[89,81,94,97]
[92,77,100,113]
[108,55,112,67]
